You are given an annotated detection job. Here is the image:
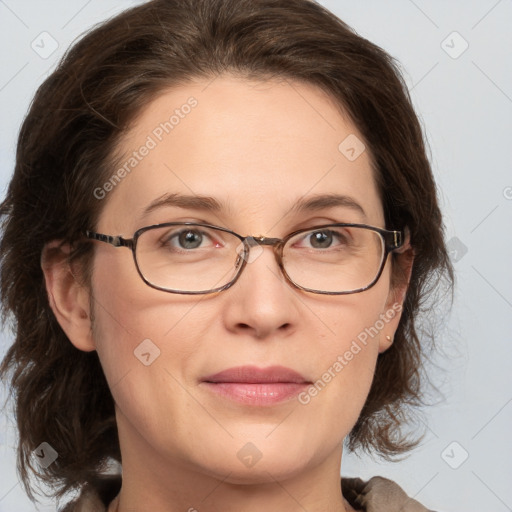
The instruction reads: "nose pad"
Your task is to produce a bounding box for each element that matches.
[235,238,265,265]
[235,252,243,270]
[235,241,246,269]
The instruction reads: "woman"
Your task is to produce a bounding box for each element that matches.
[0,0,453,510]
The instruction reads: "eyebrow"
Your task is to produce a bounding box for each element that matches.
[289,193,366,219]
[142,193,223,218]
[141,192,366,220]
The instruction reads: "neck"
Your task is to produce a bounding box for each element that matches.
[111,494,356,512]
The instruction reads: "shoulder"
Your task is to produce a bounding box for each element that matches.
[60,475,121,512]
[342,476,437,512]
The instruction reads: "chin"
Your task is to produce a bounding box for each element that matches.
[184,435,317,484]
[205,457,308,486]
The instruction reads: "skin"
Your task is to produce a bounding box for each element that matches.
[43,75,411,512]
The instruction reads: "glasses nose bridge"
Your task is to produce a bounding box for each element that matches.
[243,235,285,263]
[249,235,281,246]
[247,234,282,247]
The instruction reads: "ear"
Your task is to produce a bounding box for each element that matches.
[41,241,95,352]
[379,230,414,354]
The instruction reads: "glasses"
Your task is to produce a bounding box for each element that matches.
[85,222,404,295]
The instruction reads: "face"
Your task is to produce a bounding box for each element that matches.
[67,76,404,484]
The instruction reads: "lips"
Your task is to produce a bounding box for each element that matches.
[201,365,311,406]
[203,365,309,384]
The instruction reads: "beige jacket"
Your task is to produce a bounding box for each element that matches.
[62,475,435,511]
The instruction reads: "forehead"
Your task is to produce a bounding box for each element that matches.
[100,75,383,233]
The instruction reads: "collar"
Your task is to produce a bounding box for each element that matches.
[342,476,435,511]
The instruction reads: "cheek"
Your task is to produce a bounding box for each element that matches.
[88,252,207,394]
[301,279,392,419]
[88,259,217,450]
[308,323,378,405]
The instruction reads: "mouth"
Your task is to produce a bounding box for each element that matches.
[201,365,312,406]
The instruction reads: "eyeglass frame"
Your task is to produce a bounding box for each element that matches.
[85,221,404,295]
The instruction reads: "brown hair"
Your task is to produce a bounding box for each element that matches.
[0,0,453,502]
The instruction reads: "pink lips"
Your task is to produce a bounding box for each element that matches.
[201,365,311,406]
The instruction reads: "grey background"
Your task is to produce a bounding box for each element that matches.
[0,1,511,510]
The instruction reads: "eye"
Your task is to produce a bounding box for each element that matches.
[161,229,218,250]
[298,229,349,250]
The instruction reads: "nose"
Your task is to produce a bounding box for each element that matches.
[221,241,300,339]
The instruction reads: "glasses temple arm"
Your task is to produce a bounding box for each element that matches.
[85,230,133,248]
